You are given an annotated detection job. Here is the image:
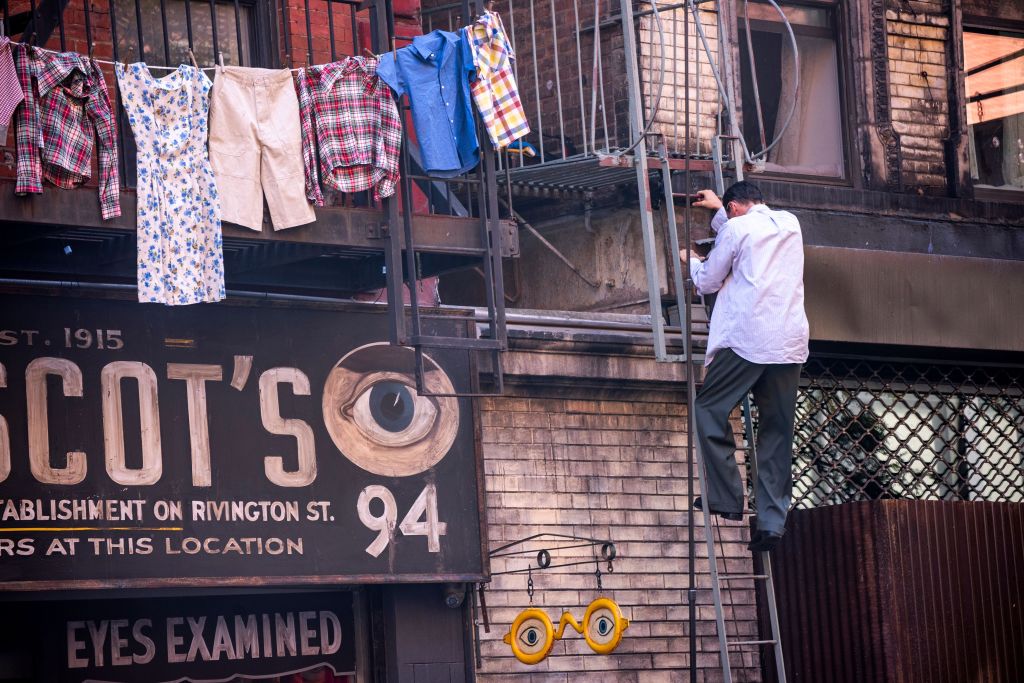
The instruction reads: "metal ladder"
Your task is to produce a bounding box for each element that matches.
[664,158,788,683]
[615,0,787,680]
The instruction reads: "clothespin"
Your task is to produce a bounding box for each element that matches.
[187,48,198,68]
[1,20,5,38]
[217,50,225,67]
[88,41,95,59]
[363,47,376,59]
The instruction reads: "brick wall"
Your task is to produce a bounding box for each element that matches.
[640,6,723,158]
[885,6,951,192]
[477,386,761,683]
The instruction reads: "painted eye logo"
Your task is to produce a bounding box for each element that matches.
[502,599,629,664]
[322,343,459,477]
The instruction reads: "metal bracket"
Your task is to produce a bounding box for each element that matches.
[366,223,390,240]
[488,533,618,577]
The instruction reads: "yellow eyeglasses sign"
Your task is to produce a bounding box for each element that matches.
[502,598,630,665]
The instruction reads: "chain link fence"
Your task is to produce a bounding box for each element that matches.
[778,355,1024,508]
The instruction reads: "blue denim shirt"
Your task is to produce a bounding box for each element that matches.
[377,30,479,178]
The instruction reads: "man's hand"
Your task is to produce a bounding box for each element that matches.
[692,189,723,211]
[680,248,704,264]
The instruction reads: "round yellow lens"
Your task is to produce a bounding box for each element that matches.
[582,598,629,655]
[503,609,555,665]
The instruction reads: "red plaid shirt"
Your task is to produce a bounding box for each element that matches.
[12,45,120,219]
[297,57,401,204]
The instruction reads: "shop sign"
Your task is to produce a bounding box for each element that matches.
[0,293,485,588]
[37,592,356,683]
[501,599,630,665]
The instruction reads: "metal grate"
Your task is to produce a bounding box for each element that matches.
[775,356,1024,508]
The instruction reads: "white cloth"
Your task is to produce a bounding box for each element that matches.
[690,205,809,366]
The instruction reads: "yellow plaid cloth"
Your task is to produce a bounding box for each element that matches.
[464,12,530,149]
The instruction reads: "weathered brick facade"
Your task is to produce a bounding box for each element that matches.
[473,340,761,683]
[642,7,724,157]
[886,7,952,191]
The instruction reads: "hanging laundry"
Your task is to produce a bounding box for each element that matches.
[208,66,315,231]
[115,63,224,305]
[377,30,479,178]
[12,44,120,219]
[0,37,23,142]
[297,56,402,204]
[463,11,529,149]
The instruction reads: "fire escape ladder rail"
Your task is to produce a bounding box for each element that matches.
[379,0,507,398]
[618,1,790,681]
[741,396,788,681]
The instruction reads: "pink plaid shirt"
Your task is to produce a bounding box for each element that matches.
[297,57,401,204]
[0,38,23,141]
[12,44,120,219]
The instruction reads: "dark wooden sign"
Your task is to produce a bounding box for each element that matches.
[32,591,356,683]
[0,293,486,589]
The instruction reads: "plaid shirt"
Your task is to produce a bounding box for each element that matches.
[297,57,401,204]
[0,38,23,141]
[464,12,530,149]
[12,45,120,219]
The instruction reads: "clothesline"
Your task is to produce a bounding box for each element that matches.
[10,38,415,74]
[3,13,525,307]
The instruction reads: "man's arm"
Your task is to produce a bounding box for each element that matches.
[688,223,736,296]
[710,207,728,233]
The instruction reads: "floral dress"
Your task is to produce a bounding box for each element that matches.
[115,63,225,305]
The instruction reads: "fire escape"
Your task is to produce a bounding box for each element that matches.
[422,0,796,679]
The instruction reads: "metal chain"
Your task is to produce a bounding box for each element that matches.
[526,566,535,604]
[594,562,603,592]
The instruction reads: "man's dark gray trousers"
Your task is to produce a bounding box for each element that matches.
[693,348,801,535]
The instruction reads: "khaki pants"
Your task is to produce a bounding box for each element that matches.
[208,66,315,231]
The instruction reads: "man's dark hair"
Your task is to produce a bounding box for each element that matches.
[722,181,764,208]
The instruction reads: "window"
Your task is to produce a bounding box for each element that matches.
[114,0,255,66]
[964,27,1024,192]
[791,358,1024,508]
[737,2,845,178]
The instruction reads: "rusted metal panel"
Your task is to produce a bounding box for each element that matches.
[764,500,1024,682]
[804,246,1024,352]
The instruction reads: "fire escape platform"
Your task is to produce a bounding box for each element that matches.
[502,155,715,199]
[0,183,518,296]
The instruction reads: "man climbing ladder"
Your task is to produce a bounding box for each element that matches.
[683,181,810,552]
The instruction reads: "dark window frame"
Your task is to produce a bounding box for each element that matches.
[960,17,1024,202]
[734,0,855,187]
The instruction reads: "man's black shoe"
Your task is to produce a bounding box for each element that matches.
[747,530,784,552]
[692,496,743,522]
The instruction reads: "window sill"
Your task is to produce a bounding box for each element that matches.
[972,186,1024,204]
[745,168,851,187]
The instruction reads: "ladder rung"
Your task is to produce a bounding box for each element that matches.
[728,639,778,648]
[409,336,504,351]
[718,574,768,581]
